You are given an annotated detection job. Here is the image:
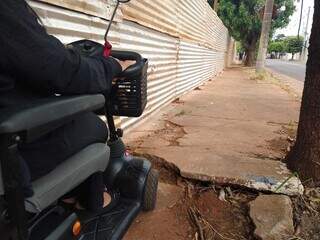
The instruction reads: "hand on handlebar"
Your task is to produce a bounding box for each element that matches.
[115,58,136,72]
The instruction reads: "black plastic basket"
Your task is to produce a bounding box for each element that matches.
[66,40,148,117]
[110,59,148,117]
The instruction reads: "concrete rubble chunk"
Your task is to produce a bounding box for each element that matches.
[249,195,295,240]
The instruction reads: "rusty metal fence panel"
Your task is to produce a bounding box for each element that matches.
[205,6,229,51]
[177,0,210,46]
[117,21,179,129]
[28,0,231,129]
[28,1,121,45]
[122,0,229,50]
[121,0,179,38]
[177,40,224,96]
[36,0,122,21]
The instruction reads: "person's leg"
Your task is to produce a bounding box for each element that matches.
[19,112,108,180]
[76,172,104,211]
[19,112,110,211]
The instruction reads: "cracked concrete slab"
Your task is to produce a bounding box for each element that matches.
[126,67,303,195]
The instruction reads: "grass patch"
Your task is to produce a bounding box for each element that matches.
[245,68,300,100]
[250,72,268,81]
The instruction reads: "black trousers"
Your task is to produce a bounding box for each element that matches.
[19,112,108,210]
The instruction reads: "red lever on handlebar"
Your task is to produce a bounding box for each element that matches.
[103,41,112,57]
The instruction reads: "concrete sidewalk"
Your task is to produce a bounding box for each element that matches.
[125,67,303,195]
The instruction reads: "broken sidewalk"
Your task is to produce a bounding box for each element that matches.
[125,67,303,195]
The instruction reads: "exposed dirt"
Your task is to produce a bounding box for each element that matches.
[125,120,320,240]
[188,191,255,240]
[125,118,304,240]
[172,98,185,104]
[266,137,289,157]
[124,182,193,240]
[125,152,257,240]
[153,120,186,147]
[291,187,320,240]
[267,122,320,239]
[295,213,320,240]
[252,122,298,161]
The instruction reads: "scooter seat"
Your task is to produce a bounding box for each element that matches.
[25,143,110,213]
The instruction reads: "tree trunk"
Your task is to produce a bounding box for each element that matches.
[287,0,320,183]
[291,53,294,60]
[244,41,257,66]
[213,0,219,12]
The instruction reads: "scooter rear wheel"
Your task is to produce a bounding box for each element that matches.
[142,169,159,211]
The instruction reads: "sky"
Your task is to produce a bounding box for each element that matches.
[276,0,314,38]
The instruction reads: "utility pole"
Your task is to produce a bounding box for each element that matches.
[256,0,274,73]
[297,0,304,38]
[301,6,311,62]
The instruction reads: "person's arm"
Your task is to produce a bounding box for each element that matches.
[0,0,121,95]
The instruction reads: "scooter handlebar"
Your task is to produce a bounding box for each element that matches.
[111,50,145,77]
[66,40,146,77]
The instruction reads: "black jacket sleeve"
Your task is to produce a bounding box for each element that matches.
[0,0,122,95]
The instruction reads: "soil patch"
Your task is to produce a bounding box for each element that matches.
[125,153,257,240]
[125,188,256,240]
[188,191,255,240]
[258,122,298,161]
[124,183,193,240]
[265,136,290,159]
[154,120,186,146]
[292,188,320,240]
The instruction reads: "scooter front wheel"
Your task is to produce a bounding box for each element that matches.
[142,169,159,211]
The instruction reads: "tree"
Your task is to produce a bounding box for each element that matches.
[287,1,320,183]
[268,41,285,53]
[285,36,304,60]
[268,40,285,58]
[218,0,294,66]
[207,0,219,11]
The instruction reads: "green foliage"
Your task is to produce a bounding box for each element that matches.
[285,36,304,55]
[272,0,295,32]
[236,41,245,53]
[218,0,262,48]
[268,40,285,53]
[218,0,294,60]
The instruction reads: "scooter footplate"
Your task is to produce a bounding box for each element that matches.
[78,198,140,240]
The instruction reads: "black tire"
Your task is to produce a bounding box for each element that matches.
[142,169,159,211]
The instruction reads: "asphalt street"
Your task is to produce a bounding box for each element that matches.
[265,59,306,82]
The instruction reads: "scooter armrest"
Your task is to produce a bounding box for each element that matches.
[0,95,105,142]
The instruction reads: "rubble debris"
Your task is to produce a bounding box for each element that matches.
[249,195,294,240]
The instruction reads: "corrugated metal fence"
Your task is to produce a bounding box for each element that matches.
[28,0,231,129]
